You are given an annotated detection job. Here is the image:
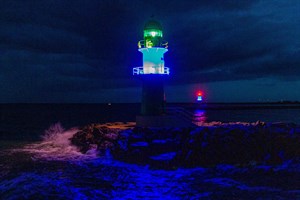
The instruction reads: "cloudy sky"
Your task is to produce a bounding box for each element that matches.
[1,0,299,103]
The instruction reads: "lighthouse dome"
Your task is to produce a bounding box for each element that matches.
[144,20,163,31]
[141,19,165,48]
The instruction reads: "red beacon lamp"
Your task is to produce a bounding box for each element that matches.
[197,92,203,102]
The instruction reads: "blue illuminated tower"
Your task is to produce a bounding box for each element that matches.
[133,20,169,116]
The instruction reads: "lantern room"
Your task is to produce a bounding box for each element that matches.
[143,20,163,48]
[133,20,169,75]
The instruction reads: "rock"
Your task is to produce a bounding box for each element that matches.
[70,122,300,169]
[150,152,177,161]
[130,141,149,147]
[69,124,120,153]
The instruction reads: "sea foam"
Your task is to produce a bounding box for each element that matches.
[18,123,98,161]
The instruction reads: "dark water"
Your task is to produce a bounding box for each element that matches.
[1,103,300,140]
[1,103,300,199]
[0,104,139,141]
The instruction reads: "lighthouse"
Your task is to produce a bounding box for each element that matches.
[133,20,169,116]
[133,20,195,127]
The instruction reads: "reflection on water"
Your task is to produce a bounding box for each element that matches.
[193,109,207,123]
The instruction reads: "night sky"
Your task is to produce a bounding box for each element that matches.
[1,0,299,103]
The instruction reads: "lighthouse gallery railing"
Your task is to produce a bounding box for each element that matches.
[133,67,170,75]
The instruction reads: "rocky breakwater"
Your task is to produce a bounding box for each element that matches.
[70,122,300,169]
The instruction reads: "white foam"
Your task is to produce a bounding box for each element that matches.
[17,123,98,161]
[14,122,135,162]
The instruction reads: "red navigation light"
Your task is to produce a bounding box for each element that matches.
[197,91,203,102]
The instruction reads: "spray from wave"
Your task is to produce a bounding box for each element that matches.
[18,123,99,161]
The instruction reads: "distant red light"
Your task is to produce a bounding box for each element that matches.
[197,91,203,102]
[197,91,203,96]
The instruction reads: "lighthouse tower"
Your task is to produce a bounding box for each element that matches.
[133,20,169,116]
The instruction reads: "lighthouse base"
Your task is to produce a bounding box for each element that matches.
[141,75,165,116]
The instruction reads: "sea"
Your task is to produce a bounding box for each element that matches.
[1,103,300,199]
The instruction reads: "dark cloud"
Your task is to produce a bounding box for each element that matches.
[0,0,299,102]
[164,0,300,85]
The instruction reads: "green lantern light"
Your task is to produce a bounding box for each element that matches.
[133,19,169,76]
[143,20,163,48]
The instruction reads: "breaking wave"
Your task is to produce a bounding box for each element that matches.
[16,123,99,161]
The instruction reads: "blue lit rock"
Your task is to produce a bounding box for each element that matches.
[130,142,149,147]
[70,122,300,169]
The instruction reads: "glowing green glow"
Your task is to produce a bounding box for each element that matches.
[146,40,153,48]
[143,29,163,48]
[144,29,163,38]
[133,20,169,75]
